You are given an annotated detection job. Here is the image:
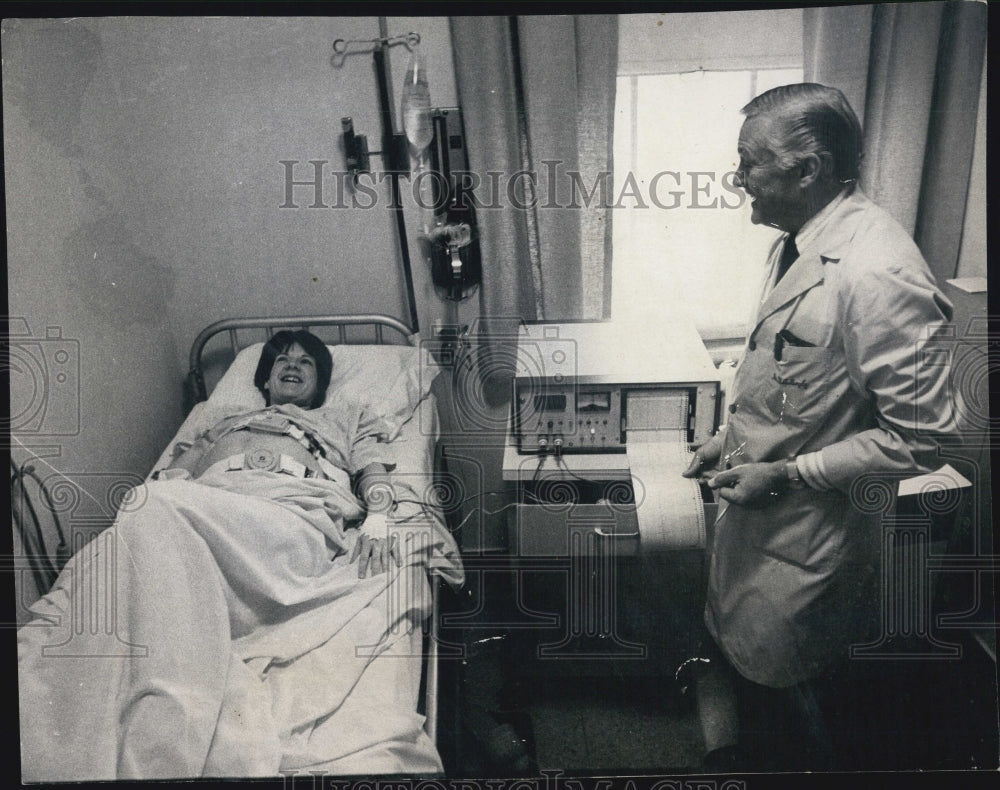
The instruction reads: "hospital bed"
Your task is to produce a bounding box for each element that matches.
[17,313,464,780]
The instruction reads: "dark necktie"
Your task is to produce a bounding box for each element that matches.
[776,234,798,283]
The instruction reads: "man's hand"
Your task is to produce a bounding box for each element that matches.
[682,436,724,481]
[350,513,401,578]
[707,461,788,508]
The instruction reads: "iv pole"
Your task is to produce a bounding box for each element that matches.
[333,20,421,336]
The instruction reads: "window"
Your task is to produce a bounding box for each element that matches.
[611,11,804,344]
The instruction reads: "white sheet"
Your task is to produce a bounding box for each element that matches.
[19,396,462,780]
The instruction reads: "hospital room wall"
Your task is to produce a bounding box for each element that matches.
[4,16,462,611]
[5,17,188,607]
[73,15,457,378]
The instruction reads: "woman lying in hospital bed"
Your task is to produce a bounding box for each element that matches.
[18,330,463,781]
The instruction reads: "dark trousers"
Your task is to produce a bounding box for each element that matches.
[700,628,851,772]
[734,666,844,772]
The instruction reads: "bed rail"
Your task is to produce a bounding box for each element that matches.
[186,313,416,405]
[11,459,71,600]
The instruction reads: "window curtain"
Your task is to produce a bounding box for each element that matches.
[803,1,986,284]
[449,15,617,401]
[450,15,617,323]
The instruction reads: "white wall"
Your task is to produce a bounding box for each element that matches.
[4,16,461,613]
[618,9,803,73]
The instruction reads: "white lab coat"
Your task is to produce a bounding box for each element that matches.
[705,187,957,687]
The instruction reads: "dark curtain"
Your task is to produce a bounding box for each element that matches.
[449,14,618,325]
[449,16,537,334]
[804,1,986,283]
[449,14,617,403]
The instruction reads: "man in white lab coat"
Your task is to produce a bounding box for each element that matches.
[683,83,957,771]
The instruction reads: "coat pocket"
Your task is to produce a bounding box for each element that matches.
[764,345,835,426]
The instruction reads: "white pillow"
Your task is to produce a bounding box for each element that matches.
[207,342,437,438]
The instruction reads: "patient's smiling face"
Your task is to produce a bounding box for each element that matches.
[265,342,320,407]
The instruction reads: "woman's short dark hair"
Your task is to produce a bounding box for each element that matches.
[253,329,333,408]
[742,83,863,184]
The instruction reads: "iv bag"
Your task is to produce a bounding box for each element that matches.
[401,48,433,157]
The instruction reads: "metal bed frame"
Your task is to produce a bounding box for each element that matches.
[185,313,443,750]
[11,460,70,602]
[186,313,415,405]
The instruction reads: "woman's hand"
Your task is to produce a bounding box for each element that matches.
[350,513,401,578]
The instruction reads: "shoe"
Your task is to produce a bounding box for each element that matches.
[701,744,746,773]
[463,704,538,776]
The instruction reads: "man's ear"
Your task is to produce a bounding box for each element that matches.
[798,153,824,187]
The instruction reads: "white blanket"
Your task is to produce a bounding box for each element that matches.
[18,467,463,780]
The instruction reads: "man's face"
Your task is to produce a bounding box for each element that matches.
[735,114,806,233]
[266,342,319,407]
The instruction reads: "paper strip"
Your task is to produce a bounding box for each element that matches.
[626,438,706,550]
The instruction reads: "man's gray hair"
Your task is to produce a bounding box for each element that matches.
[742,83,863,184]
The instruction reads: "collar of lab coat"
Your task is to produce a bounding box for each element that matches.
[751,186,871,333]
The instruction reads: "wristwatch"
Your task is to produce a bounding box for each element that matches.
[785,458,806,490]
[153,467,192,481]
